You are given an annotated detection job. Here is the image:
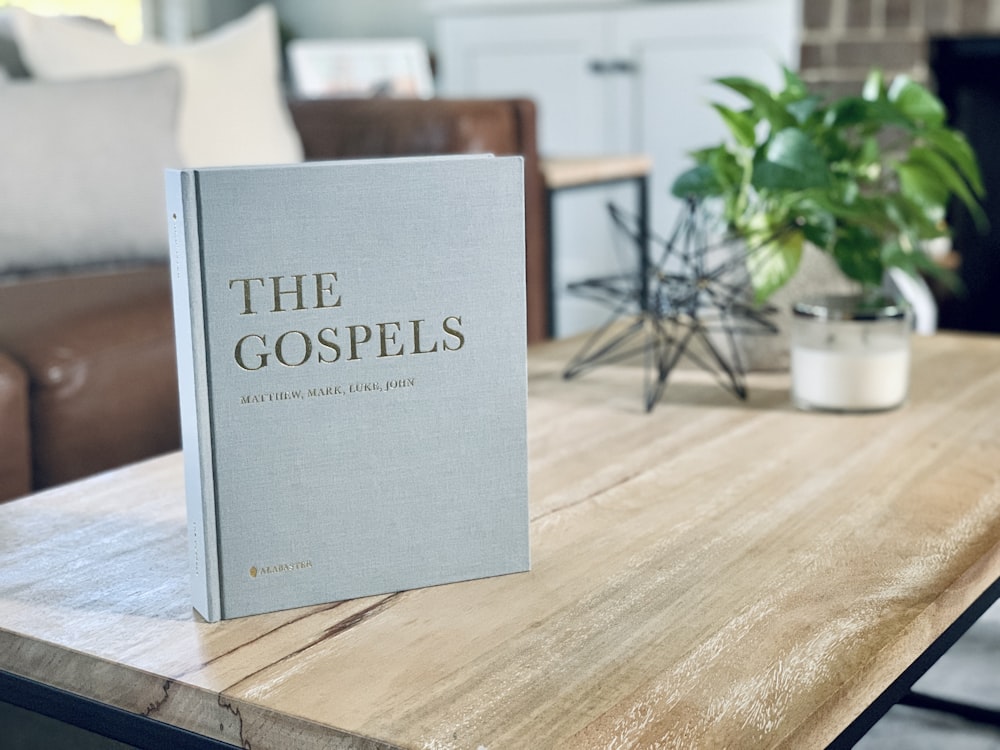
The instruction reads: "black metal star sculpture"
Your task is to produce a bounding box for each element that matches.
[563,199,779,412]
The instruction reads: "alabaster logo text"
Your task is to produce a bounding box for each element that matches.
[227,271,465,372]
[249,560,313,579]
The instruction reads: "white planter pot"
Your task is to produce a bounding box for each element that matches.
[790,295,912,412]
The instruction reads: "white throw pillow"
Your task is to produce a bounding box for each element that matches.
[11,4,303,168]
[0,67,182,274]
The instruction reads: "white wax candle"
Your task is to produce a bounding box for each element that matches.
[791,345,910,411]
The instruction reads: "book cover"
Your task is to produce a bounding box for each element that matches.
[165,155,529,621]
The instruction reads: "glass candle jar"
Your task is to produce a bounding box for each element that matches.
[790,294,912,413]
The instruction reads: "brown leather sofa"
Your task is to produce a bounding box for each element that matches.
[0,97,547,503]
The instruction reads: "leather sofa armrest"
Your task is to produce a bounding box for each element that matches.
[0,351,31,502]
[289,97,535,160]
[288,97,548,342]
[0,267,180,491]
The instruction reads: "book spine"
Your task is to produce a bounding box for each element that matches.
[165,170,222,622]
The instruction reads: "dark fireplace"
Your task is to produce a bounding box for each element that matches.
[931,38,1000,333]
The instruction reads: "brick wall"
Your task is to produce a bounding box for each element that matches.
[800,0,1000,95]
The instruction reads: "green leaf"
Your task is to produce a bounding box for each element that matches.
[888,76,946,126]
[781,66,809,99]
[671,164,722,198]
[827,97,868,127]
[716,76,773,102]
[884,193,945,238]
[751,128,831,190]
[809,188,879,225]
[832,225,885,287]
[896,159,950,210]
[862,69,886,102]
[789,198,837,249]
[827,98,900,130]
[840,177,861,205]
[800,221,834,249]
[880,239,922,280]
[712,103,757,147]
[710,147,745,185]
[688,146,721,164]
[883,240,963,294]
[786,95,823,125]
[816,126,851,162]
[828,97,909,130]
[744,227,804,302]
[715,76,795,130]
[922,127,985,196]
[858,136,880,165]
[905,146,987,227]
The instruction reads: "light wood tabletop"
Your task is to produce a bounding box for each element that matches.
[2,332,1000,749]
[540,154,653,190]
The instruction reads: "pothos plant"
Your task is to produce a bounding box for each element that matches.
[671,67,986,302]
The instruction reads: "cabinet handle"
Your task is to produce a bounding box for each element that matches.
[610,59,638,74]
[588,59,638,75]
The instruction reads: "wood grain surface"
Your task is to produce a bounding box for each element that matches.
[540,155,652,189]
[2,332,1000,749]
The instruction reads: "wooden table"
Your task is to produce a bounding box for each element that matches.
[3,332,1000,749]
[540,155,653,191]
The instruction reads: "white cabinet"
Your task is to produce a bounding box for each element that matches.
[435,0,800,337]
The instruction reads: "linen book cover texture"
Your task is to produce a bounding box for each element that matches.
[165,156,529,621]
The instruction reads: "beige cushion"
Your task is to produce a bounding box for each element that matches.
[0,67,181,273]
[11,4,303,168]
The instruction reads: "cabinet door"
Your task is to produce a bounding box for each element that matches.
[619,0,800,241]
[437,11,610,153]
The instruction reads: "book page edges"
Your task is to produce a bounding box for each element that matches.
[165,169,222,622]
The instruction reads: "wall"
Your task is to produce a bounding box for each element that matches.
[799,0,1000,95]
[272,0,435,45]
[147,0,435,44]
[144,0,257,41]
[175,0,1000,76]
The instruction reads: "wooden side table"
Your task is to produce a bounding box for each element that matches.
[540,154,653,337]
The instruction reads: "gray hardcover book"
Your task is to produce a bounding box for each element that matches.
[165,155,530,621]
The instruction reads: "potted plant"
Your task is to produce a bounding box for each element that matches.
[671,67,986,411]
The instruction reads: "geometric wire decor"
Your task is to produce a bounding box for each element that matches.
[563,199,779,412]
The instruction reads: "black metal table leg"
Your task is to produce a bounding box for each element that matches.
[543,167,651,339]
[900,690,1000,727]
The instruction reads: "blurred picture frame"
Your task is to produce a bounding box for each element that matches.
[287,38,434,99]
